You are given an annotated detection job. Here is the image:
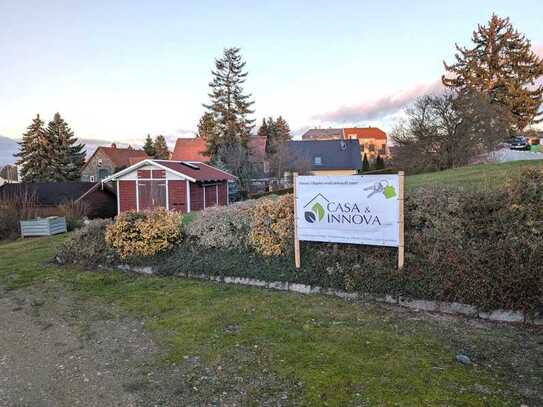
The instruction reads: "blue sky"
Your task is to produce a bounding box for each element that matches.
[1,0,541,145]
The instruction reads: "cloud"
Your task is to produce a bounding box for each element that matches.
[313,79,446,123]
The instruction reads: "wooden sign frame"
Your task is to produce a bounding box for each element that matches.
[293,171,405,271]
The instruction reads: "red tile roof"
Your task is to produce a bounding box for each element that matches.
[343,127,387,140]
[172,138,208,162]
[154,160,237,182]
[172,136,268,162]
[247,136,267,161]
[89,144,148,168]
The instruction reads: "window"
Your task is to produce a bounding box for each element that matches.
[369,144,375,152]
[97,159,103,167]
[98,168,110,180]
[89,176,95,182]
[314,156,322,165]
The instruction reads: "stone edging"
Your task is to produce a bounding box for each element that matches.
[119,265,543,325]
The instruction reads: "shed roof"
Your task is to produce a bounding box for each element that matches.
[286,139,362,171]
[102,159,237,183]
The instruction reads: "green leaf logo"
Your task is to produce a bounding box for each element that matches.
[312,202,325,221]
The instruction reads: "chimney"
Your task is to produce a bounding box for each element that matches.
[111,143,117,149]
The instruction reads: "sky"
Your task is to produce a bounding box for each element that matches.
[0,0,542,147]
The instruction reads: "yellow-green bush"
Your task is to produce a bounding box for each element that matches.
[105,209,183,258]
[249,194,294,256]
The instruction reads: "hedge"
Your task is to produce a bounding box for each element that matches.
[56,168,543,317]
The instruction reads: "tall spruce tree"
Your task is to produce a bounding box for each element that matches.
[442,14,543,131]
[203,47,255,162]
[47,113,85,181]
[259,116,291,156]
[143,134,156,157]
[153,135,170,159]
[15,114,53,182]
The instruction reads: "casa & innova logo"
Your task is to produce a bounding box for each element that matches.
[303,193,329,223]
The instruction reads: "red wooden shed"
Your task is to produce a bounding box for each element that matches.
[101,159,237,214]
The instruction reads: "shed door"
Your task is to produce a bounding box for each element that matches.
[204,184,218,208]
[138,180,166,211]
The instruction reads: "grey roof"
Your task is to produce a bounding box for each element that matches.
[0,182,99,206]
[302,128,344,139]
[286,140,362,171]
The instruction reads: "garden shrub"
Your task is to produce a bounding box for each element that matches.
[58,199,89,231]
[184,200,256,250]
[56,219,117,268]
[105,209,183,258]
[0,189,38,240]
[249,194,294,256]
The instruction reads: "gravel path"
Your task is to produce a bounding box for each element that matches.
[0,289,157,406]
[0,286,295,406]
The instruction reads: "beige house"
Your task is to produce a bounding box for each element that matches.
[302,127,388,160]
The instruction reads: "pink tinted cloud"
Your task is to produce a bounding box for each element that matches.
[313,79,444,123]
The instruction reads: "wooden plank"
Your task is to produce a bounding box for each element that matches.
[293,172,301,269]
[398,171,405,271]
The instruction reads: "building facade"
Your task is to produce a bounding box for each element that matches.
[81,144,148,182]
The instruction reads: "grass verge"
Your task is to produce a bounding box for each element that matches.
[1,236,540,406]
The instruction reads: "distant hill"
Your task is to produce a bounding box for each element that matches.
[0,135,134,167]
[0,136,18,166]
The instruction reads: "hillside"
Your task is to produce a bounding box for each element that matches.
[0,136,18,166]
[406,160,543,191]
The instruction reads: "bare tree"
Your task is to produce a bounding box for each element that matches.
[391,91,510,171]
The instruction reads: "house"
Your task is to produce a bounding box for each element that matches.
[0,164,19,184]
[81,143,148,182]
[172,136,268,168]
[101,159,237,214]
[0,182,117,219]
[285,139,363,176]
[302,127,388,160]
[172,138,208,162]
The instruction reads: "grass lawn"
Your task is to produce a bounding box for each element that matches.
[406,159,543,191]
[1,236,541,406]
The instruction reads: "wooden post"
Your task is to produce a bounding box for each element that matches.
[293,172,301,269]
[398,171,405,271]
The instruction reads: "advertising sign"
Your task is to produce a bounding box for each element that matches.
[295,175,401,247]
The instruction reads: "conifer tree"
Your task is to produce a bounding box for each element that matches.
[143,134,156,157]
[375,154,385,170]
[153,135,170,159]
[15,114,52,182]
[274,116,291,144]
[263,118,277,155]
[443,14,543,130]
[197,112,218,140]
[362,153,370,172]
[47,113,85,181]
[257,118,268,140]
[203,47,255,162]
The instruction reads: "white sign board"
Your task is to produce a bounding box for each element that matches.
[295,175,400,247]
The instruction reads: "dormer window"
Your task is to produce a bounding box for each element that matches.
[314,156,322,165]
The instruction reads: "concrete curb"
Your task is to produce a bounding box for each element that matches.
[118,265,542,325]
